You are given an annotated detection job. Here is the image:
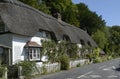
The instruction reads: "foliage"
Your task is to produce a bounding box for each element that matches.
[41,40,57,63]
[76,63,81,67]
[77,3,106,35]
[19,0,50,14]
[93,57,102,63]
[18,61,36,77]
[0,65,5,77]
[19,0,39,8]
[67,43,79,59]
[59,55,70,70]
[44,0,72,13]
[57,41,67,57]
[8,65,18,79]
[107,26,120,57]
[41,65,47,75]
[80,46,93,59]
[62,5,80,27]
[93,47,100,58]
[93,55,113,63]
[41,40,79,63]
[0,60,6,78]
[92,30,107,49]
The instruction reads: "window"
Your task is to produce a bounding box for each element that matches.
[46,32,51,39]
[63,35,71,42]
[80,39,85,45]
[28,48,40,61]
[37,30,51,39]
[87,41,91,46]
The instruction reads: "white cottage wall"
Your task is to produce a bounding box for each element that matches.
[12,33,48,64]
[12,35,30,64]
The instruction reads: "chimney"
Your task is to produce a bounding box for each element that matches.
[52,12,62,21]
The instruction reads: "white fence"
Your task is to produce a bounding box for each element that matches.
[70,59,89,68]
[34,62,60,75]
[33,59,89,75]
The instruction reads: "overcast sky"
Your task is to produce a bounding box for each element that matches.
[72,0,120,26]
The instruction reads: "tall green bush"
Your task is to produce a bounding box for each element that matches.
[67,43,79,60]
[59,55,70,70]
[41,40,57,63]
[93,47,100,58]
[18,61,35,78]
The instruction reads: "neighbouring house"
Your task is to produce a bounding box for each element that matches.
[0,0,97,66]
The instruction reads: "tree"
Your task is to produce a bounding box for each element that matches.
[19,0,50,14]
[92,30,107,49]
[77,3,106,35]
[43,0,80,26]
[109,26,120,56]
[19,0,39,8]
[44,0,72,14]
[62,5,80,27]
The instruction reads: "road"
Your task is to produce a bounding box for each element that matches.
[34,58,120,79]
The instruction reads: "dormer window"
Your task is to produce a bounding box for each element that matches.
[37,29,51,39]
[87,41,91,46]
[63,34,71,42]
[80,39,85,45]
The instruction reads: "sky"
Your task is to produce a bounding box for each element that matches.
[72,0,120,27]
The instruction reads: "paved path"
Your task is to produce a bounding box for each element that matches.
[33,58,120,79]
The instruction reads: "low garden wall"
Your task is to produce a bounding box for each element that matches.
[69,59,89,68]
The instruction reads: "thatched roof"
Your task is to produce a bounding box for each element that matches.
[0,0,97,47]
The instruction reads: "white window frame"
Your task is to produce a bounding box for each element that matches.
[28,48,40,61]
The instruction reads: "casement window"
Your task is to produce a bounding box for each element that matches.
[25,41,41,61]
[28,48,40,61]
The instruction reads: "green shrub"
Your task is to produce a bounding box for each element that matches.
[41,65,47,75]
[18,61,36,77]
[0,65,5,77]
[8,65,18,78]
[93,57,102,63]
[76,63,81,67]
[107,56,113,60]
[59,55,70,70]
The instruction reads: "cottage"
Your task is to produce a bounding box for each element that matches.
[0,0,97,65]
